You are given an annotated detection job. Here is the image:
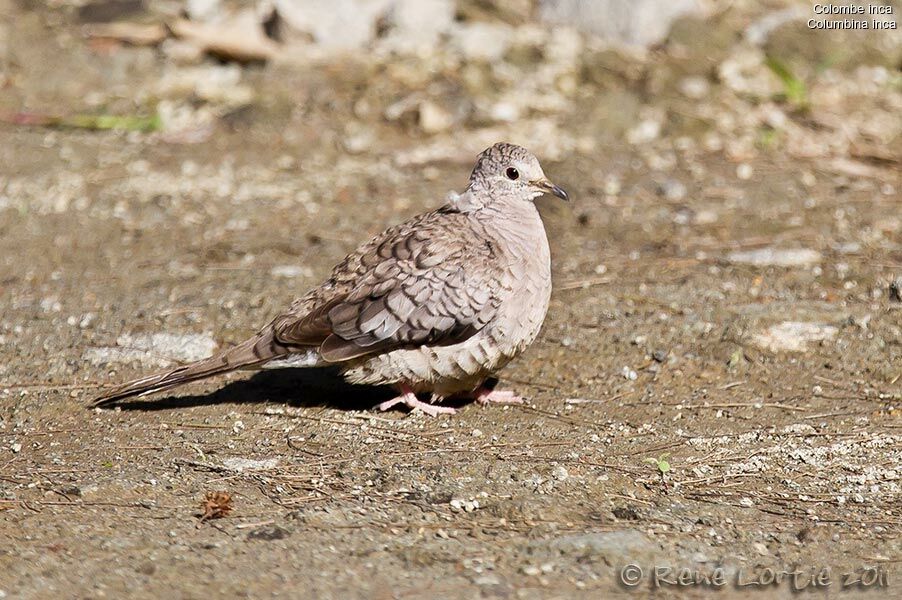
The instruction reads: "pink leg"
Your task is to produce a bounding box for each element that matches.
[376,385,456,417]
[474,386,525,405]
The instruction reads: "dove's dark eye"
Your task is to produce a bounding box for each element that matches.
[505,167,520,180]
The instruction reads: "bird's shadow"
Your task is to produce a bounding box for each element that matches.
[112,367,395,412]
[111,368,492,412]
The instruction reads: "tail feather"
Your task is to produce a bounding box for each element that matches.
[91,328,293,407]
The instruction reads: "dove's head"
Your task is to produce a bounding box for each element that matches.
[467,142,568,204]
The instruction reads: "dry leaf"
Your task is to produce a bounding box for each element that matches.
[170,10,279,62]
[84,22,167,46]
[199,491,233,521]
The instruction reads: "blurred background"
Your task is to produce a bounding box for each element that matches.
[2,0,899,185]
[0,1,900,598]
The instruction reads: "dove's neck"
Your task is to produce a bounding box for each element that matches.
[472,193,550,268]
[449,184,549,258]
[478,196,541,224]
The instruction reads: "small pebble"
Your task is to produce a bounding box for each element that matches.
[736,163,753,180]
[659,179,687,201]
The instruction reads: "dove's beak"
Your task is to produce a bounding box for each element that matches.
[534,178,569,202]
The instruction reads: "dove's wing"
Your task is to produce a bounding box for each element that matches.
[272,208,505,362]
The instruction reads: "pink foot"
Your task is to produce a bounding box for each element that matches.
[474,387,525,405]
[376,387,456,417]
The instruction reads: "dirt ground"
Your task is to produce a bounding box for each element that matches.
[1,1,900,598]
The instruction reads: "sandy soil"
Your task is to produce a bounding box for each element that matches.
[1,1,900,598]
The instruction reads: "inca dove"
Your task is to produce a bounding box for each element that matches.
[92,142,568,416]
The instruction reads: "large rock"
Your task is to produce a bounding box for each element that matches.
[726,247,822,268]
[545,530,662,564]
[753,322,838,353]
[539,0,701,47]
[274,0,393,51]
[379,0,457,54]
[274,0,455,52]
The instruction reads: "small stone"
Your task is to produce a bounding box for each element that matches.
[342,126,374,154]
[752,542,769,555]
[889,278,902,303]
[736,163,754,180]
[621,367,638,380]
[626,119,661,145]
[270,265,313,279]
[552,465,568,481]
[489,102,520,123]
[222,457,279,472]
[658,179,687,201]
[186,0,220,21]
[40,297,62,313]
[10,443,21,454]
[473,574,501,586]
[702,132,723,152]
[739,497,755,508]
[603,175,621,196]
[678,76,709,99]
[726,248,821,267]
[246,525,291,541]
[418,101,454,134]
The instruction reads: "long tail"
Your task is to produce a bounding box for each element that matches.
[91,327,293,407]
